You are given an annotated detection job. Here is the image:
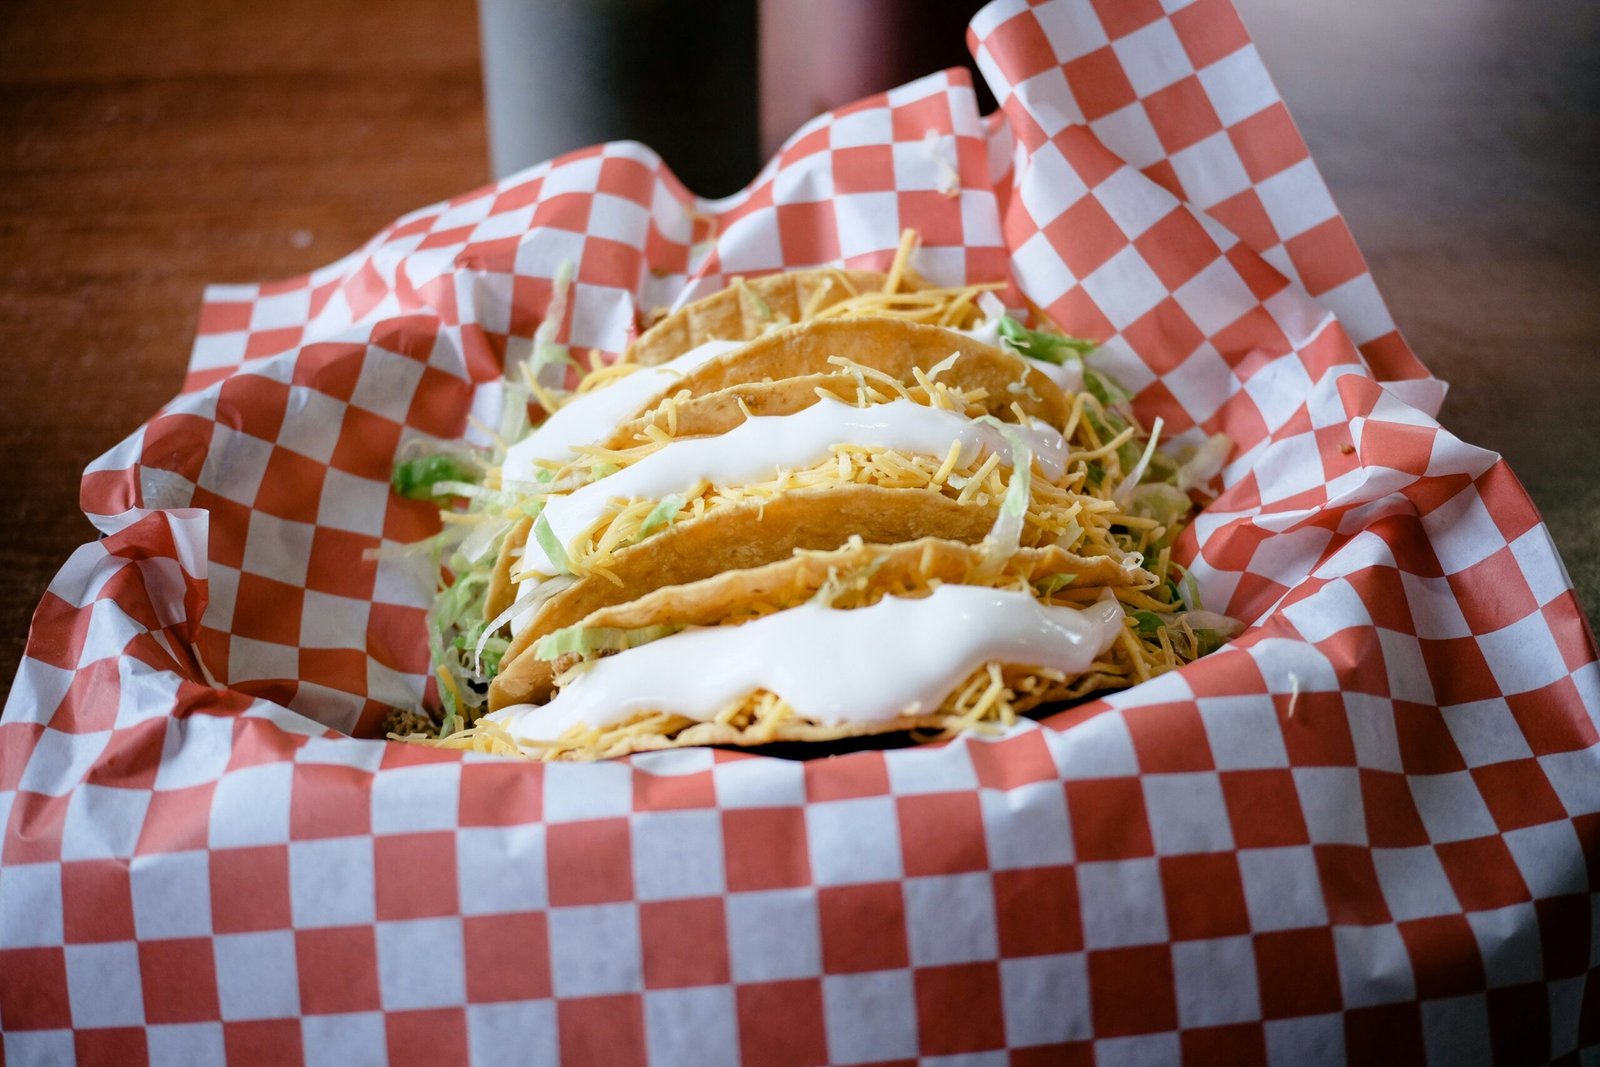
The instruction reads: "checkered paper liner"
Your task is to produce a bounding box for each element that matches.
[5,0,1599,1062]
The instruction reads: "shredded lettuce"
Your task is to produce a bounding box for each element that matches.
[972,416,1033,579]
[533,623,683,662]
[392,455,482,500]
[1173,433,1233,494]
[995,315,1096,365]
[637,494,684,540]
[532,511,573,575]
[1036,573,1078,596]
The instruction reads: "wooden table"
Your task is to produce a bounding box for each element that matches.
[2,0,1596,692]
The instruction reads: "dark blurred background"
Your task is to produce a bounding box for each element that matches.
[1,0,1596,692]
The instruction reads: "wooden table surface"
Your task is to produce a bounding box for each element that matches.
[2,0,1596,694]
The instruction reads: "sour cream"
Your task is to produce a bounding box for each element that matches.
[490,585,1125,744]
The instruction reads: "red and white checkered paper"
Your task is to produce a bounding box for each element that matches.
[5,0,1599,1062]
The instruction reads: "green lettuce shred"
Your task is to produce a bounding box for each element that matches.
[533,623,684,662]
[996,315,1096,364]
[392,455,481,500]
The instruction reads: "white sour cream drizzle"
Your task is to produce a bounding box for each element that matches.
[959,317,1085,395]
[490,585,1125,744]
[503,339,745,480]
[519,397,1068,574]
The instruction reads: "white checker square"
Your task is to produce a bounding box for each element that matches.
[191,331,249,371]
[1197,696,1289,770]
[1442,699,1534,768]
[1480,613,1569,696]
[544,760,634,822]
[1197,45,1280,126]
[1017,144,1089,227]
[1264,1013,1345,1063]
[1420,996,1493,1067]
[290,837,376,928]
[1173,255,1257,337]
[365,659,425,711]
[303,1013,386,1067]
[215,930,301,1020]
[774,159,833,204]
[712,211,785,274]
[1000,953,1090,1045]
[712,756,806,808]
[208,762,293,848]
[0,862,62,948]
[276,388,346,467]
[1344,692,1402,773]
[241,511,314,587]
[1049,711,1140,779]
[832,192,901,260]
[631,809,726,901]
[349,347,428,424]
[1293,767,1367,845]
[806,797,903,886]
[1420,489,1504,575]
[1112,20,1192,97]
[515,227,588,278]
[1034,0,1109,62]
[727,889,822,982]
[1011,232,1075,306]
[1375,628,1438,706]
[1242,358,1315,438]
[458,824,547,915]
[317,469,391,538]
[370,550,433,609]
[469,1002,559,1067]
[1372,847,1460,921]
[377,917,467,1009]
[585,193,650,246]
[1399,572,1473,641]
[1172,935,1261,1027]
[1333,923,1415,1008]
[539,153,603,197]
[197,424,274,507]
[548,903,642,997]
[829,107,894,148]
[1254,158,1339,241]
[1409,771,1499,844]
[645,986,739,1067]
[1238,846,1330,931]
[300,591,371,651]
[371,763,460,834]
[1081,245,1170,331]
[886,743,978,795]
[1088,104,1166,170]
[154,712,236,792]
[1141,773,1235,854]
[905,873,999,966]
[2,657,73,727]
[149,1023,226,1067]
[890,138,949,193]
[909,244,969,288]
[1096,1034,1181,1066]
[1016,68,1083,138]
[250,289,312,332]
[1098,166,1177,239]
[61,783,150,861]
[569,283,635,352]
[1160,344,1235,424]
[1319,274,1395,348]
[131,851,213,940]
[1076,859,1168,948]
[1467,903,1544,987]
[981,779,1075,869]
[1509,527,1572,608]
[1504,820,1586,899]
[66,942,146,1028]
[822,970,918,1065]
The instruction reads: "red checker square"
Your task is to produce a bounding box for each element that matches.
[137,782,216,854]
[1064,777,1154,861]
[804,752,889,802]
[530,191,595,233]
[489,177,543,214]
[985,11,1059,85]
[1313,845,1392,925]
[508,273,557,338]
[1475,463,1542,543]
[1042,283,1117,342]
[779,125,830,167]
[198,300,252,334]
[737,980,827,1067]
[559,995,647,1066]
[289,765,372,840]
[722,807,810,891]
[1227,102,1308,184]
[1225,572,1290,623]
[1208,190,1280,260]
[388,1010,468,1067]
[916,962,1005,1054]
[299,648,367,699]
[1124,701,1215,773]
[1548,594,1597,675]
[223,1020,302,1066]
[327,407,403,480]
[1436,836,1531,911]
[1488,984,1551,1066]
[1284,218,1368,297]
[1140,158,1183,198]
[211,845,292,933]
[818,882,908,973]
[890,91,954,142]
[23,591,93,672]
[1181,1023,1267,1067]
[191,491,253,572]
[1508,676,1599,756]
[1087,945,1177,1037]
[547,818,635,906]
[459,761,543,825]
[1472,760,1568,833]
[1012,1045,1095,1067]
[464,912,551,1001]
[217,373,292,444]
[1397,915,1486,999]
[51,658,122,736]
[415,223,474,252]
[995,867,1081,956]
[1277,692,1359,767]
[1133,209,1219,290]
[831,144,897,193]
[578,236,643,291]
[405,365,472,438]
[1062,47,1138,123]
[0,947,71,1029]
[1392,701,1465,775]
[230,573,305,646]
[1449,546,1540,633]
[1088,0,1164,38]
[898,792,989,876]
[296,926,381,1014]
[61,860,135,943]
[244,326,305,360]
[968,731,1058,791]
[1042,196,1127,279]
[899,189,965,247]
[1121,298,1204,375]
[1171,0,1252,68]
[0,724,40,793]
[1227,246,1291,307]
[1418,637,1503,706]
[1220,771,1310,848]
[366,603,432,675]
[1144,77,1224,155]
[776,201,841,265]
[306,527,380,600]
[76,1028,148,1066]
[633,769,715,812]
[1348,1006,1427,1063]
[1159,853,1250,940]
[1537,894,1591,980]
[1359,770,1430,849]
[140,938,221,1023]
[142,412,216,483]
[597,155,654,202]
[1253,927,1342,1018]
[640,898,730,989]
[374,832,459,920]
